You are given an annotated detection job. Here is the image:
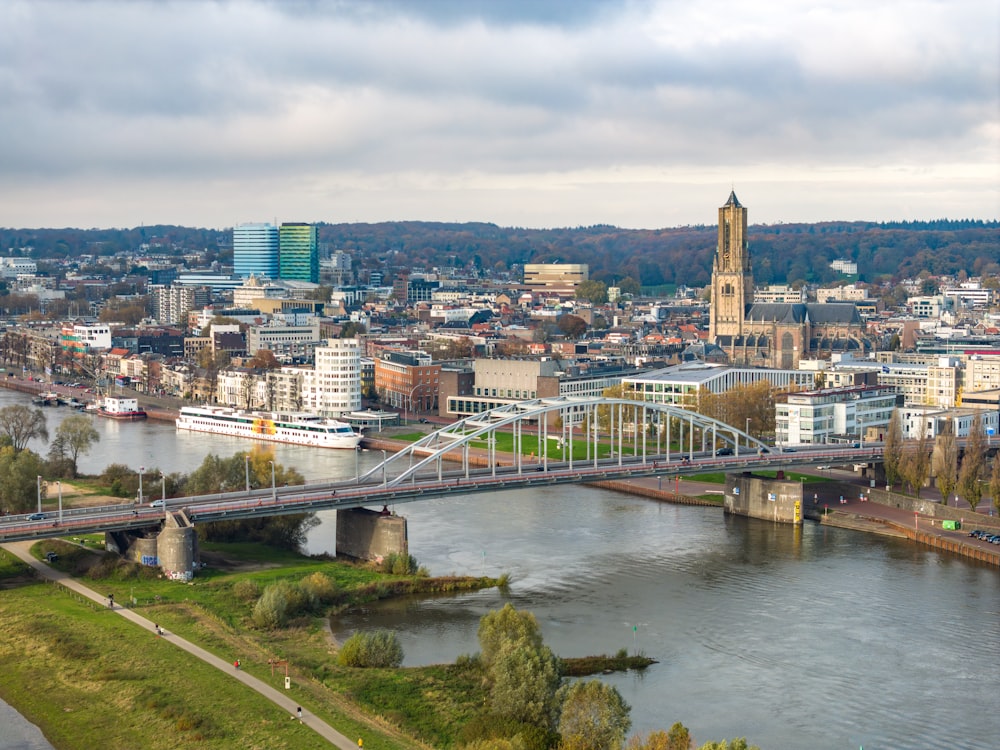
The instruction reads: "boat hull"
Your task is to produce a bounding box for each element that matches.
[176,407,361,450]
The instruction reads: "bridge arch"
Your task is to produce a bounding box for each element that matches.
[361,397,771,487]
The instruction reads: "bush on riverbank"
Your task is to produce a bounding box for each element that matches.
[337,628,404,667]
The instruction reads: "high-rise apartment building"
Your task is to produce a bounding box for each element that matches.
[233,223,279,280]
[301,338,361,417]
[279,223,319,283]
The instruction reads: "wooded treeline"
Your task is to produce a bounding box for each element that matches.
[1,219,996,288]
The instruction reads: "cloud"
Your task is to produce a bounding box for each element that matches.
[0,0,996,228]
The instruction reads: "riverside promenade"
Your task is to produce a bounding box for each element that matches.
[6,376,998,566]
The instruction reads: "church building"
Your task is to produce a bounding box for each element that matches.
[708,191,867,369]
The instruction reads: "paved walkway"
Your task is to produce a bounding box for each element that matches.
[2,542,362,750]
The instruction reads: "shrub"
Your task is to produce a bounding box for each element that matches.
[337,629,404,668]
[232,579,260,602]
[251,580,308,629]
[379,552,419,575]
[298,571,336,605]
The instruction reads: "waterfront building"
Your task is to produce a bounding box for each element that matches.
[301,338,361,417]
[279,223,319,283]
[623,361,815,410]
[443,357,647,424]
[233,222,279,280]
[775,385,898,445]
[374,350,440,415]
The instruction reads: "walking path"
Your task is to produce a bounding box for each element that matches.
[2,542,363,750]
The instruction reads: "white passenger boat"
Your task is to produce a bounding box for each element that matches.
[176,405,362,449]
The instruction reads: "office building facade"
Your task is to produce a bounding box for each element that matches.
[279,223,319,283]
[233,223,279,280]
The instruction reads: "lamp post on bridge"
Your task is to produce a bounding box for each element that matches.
[380,450,387,487]
[138,466,145,505]
[244,454,251,494]
[269,460,276,502]
[36,475,42,514]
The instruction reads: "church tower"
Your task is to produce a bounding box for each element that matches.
[709,190,754,342]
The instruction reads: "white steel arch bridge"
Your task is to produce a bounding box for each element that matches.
[359,396,773,487]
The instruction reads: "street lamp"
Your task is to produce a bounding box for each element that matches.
[138,466,145,505]
[244,454,251,494]
[161,474,167,509]
[380,449,387,487]
[269,461,276,502]
[56,481,62,525]
[36,475,42,514]
[404,383,429,423]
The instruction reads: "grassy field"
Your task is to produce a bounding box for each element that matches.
[1,538,658,750]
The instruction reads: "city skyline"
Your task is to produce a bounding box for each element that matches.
[1,0,997,230]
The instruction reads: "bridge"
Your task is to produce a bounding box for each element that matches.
[0,396,884,543]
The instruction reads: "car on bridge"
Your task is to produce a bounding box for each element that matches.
[27,512,46,521]
[149,500,165,508]
[716,448,734,456]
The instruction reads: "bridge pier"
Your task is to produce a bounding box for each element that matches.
[335,507,408,562]
[104,510,200,581]
[724,473,804,525]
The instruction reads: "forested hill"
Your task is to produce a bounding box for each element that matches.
[2,219,997,287]
[320,219,998,287]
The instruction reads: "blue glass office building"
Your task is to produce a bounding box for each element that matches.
[233,223,279,279]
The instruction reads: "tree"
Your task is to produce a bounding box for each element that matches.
[625,724,692,750]
[478,604,562,729]
[932,422,958,507]
[246,350,280,370]
[883,410,904,489]
[0,446,46,514]
[0,404,48,452]
[575,280,608,305]
[556,680,631,750]
[617,276,641,297]
[53,414,100,477]
[489,640,561,728]
[696,741,759,750]
[899,428,931,497]
[184,448,316,550]
[989,454,1000,518]
[556,314,588,339]
[957,412,986,512]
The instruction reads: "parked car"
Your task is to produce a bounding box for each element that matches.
[27,512,46,521]
[45,551,58,562]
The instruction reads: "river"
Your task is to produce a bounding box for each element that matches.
[4,389,1000,749]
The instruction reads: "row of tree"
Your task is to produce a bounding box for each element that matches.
[883,410,1000,514]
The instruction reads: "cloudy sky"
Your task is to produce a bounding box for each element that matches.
[1,0,997,230]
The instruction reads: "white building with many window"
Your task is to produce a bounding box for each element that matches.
[301,338,361,417]
[775,385,898,445]
[623,362,815,410]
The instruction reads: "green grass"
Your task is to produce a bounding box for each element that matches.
[0,583,347,750]
[10,540,509,748]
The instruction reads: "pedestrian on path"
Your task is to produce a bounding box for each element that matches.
[234,659,240,670]
[297,706,303,722]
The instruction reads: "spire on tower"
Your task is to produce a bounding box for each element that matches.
[725,190,741,208]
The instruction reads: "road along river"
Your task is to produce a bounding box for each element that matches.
[4,389,1000,748]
